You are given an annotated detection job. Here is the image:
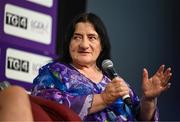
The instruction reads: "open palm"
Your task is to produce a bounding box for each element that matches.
[142,65,172,100]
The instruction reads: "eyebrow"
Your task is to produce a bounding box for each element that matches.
[73,33,82,36]
[87,34,98,37]
[73,33,98,37]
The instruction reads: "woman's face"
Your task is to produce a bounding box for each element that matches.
[69,22,102,66]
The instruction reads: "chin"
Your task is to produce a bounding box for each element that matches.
[79,59,90,63]
[77,58,92,64]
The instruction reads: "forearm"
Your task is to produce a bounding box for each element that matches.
[139,97,157,121]
[89,94,107,114]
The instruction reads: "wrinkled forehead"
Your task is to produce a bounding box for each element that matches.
[73,22,98,36]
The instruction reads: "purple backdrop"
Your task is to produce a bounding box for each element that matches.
[0,0,58,55]
[0,0,58,90]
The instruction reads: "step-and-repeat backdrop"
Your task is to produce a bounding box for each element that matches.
[0,0,58,90]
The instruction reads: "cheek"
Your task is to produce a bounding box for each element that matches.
[69,43,73,56]
[96,43,102,54]
[69,41,74,50]
[96,49,101,57]
[69,42,78,56]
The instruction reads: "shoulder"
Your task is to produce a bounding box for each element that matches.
[49,62,71,71]
[39,62,71,72]
[32,62,69,91]
[48,62,77,75]
[43,62,78,78]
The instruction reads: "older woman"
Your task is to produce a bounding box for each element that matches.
[31,13,172,121]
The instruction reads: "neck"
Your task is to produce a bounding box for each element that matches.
[71,61,97,69]
[71,62,101,74]
[71,62,103,83]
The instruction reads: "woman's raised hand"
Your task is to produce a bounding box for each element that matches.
[142,65,172,100]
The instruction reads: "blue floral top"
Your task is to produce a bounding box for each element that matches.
[31,62,159,122]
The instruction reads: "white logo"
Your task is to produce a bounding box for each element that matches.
[27,0,53,8]
[6,12,28,29]
[4,4,52,45]
[7,57,29,73]
[5,48,52,83]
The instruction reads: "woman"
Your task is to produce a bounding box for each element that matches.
[31,13,172,121]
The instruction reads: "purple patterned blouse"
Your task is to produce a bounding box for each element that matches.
[31,62,159,122]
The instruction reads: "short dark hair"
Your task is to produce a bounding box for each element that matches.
[59,13,111,70]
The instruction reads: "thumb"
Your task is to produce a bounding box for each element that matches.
[142,68,149,83]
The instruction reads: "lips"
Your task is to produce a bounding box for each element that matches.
[78,51,90,53]
[78,51,90,55]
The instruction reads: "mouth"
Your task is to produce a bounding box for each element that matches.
[78,51,90,55]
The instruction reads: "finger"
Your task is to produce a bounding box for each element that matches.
[155,65,165,76]
[116,85,129,92]
[142,68,148,83]
[161,83,171,91]
[162,67,172,85]
[117,91,130,98]
[114,84,123,89]
[112,77,125,86]
[162,73,172,86]
[111,80,120,87]
[164,67,171,77]
[115,77,124,82]
[106,82,114,90]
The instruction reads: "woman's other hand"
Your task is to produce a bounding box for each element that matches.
[101,77,130,105]
[142,65,172,100]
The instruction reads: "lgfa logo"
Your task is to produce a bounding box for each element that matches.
[30,20,49,34]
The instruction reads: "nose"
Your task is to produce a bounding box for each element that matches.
[79,37,89,49]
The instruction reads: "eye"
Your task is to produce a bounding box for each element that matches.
[73,35,82,41]
[88,36,98,41]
